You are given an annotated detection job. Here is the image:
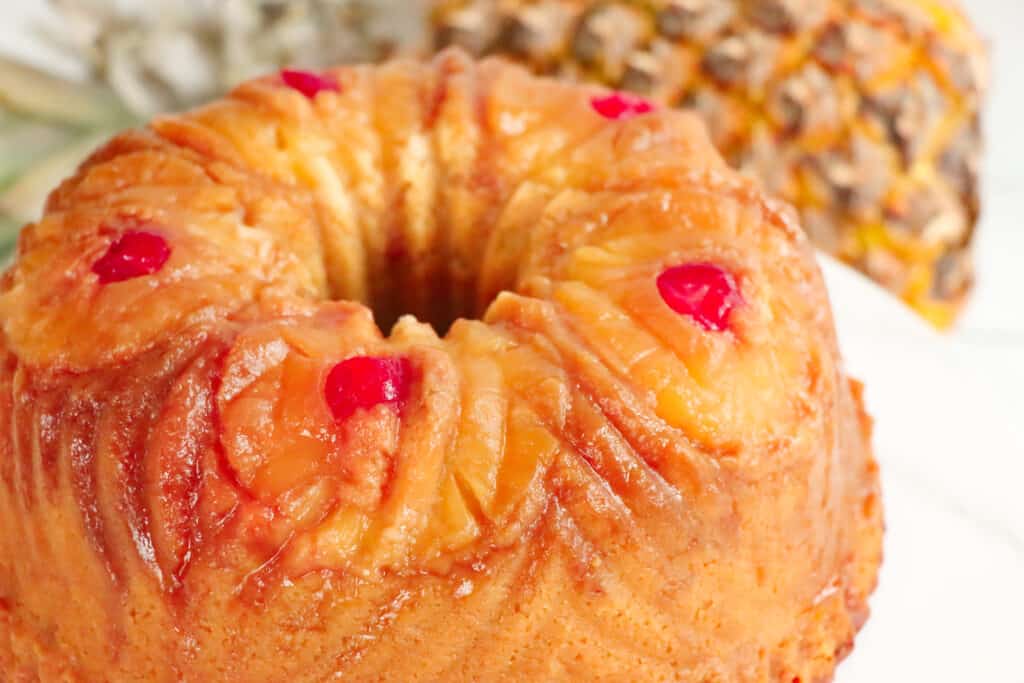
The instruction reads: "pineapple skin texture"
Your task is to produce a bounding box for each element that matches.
[432,0,989,328]
[0,52,880,682]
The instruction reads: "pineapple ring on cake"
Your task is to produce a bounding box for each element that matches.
[0,51,881,682]
[431,0,988,329]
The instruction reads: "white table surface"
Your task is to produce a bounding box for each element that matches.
[0,2,1021,681]
[952,0,1024,443]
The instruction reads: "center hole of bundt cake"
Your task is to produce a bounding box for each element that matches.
[335,244,503,338]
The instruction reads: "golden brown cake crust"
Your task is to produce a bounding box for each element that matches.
[0,51,881,682]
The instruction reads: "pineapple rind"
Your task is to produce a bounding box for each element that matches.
[431,0,988,327]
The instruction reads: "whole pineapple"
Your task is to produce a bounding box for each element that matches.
[430,0,988,328]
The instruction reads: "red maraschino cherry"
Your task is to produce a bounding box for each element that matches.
[92,230,171,284]
[325,356,413,422]
[281,69,340,99]
[591,92,656,120]
[656,263,743,332]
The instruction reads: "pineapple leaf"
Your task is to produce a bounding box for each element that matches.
[0,114,79,190]
[0,212,22,267]
[0,55,131,128]
[0,128,118,225]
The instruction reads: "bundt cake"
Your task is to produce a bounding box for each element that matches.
[0,50,882,682]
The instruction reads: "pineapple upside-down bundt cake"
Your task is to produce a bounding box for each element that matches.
[0,50,882,682]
